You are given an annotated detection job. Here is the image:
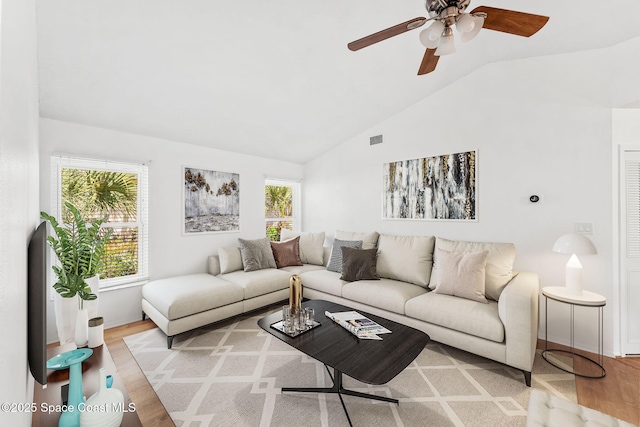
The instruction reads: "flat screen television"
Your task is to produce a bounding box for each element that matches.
[28,221,48,386]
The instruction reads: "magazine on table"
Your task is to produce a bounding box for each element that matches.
[324,310,391,340]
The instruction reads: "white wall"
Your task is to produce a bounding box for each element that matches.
[303,48,617,355]
[612,36,640,108]
[0,0,40,425]
[39,119,303,341]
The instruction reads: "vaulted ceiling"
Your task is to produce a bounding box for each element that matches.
[36,0,640,164]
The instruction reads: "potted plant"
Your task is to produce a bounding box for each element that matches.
[41,201,112,346]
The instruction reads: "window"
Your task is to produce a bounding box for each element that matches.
[51,155,149,288]
[265,178,301,241]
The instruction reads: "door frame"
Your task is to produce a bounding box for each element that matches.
[617,145,640,356]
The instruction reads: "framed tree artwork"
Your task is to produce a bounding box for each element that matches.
[183,167,240,234]
[383,150,477,221]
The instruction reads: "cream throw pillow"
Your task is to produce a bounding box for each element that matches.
[433,248,489,303]
[335,230,380,250]
[376,234,435,287]
[429,237,516,301]
[218,247,243,274]
[280,230,325,265]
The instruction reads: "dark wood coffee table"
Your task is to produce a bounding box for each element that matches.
[258,299,430,426]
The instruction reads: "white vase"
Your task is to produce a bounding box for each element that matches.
[75,307,89,348]
[84,274,100,320]
[80,367,124,427]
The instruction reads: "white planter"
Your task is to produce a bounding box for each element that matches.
[74,307,89,348]
[56,275,101,346]
[88,317,104,348]
[84,274,100,319]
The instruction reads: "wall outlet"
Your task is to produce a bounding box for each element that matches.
[574,222,594,235]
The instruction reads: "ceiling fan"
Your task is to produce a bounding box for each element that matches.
[348,0,549,75]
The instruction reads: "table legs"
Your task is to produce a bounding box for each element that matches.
[281,365,398,427]
[542,296,606,378]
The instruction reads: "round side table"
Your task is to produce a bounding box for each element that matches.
[541,286,606,378]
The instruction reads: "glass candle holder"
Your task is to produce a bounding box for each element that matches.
[304,307,315,326]
[282,305,293,333]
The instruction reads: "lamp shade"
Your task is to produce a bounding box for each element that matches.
[552,233,597,255]
[460,15,484,42]
[419,20,444,48]
[434,27,455,56]
[456,13,475,34]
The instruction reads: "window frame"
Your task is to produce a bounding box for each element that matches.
[50,155,149,289]
[264,178,301,236]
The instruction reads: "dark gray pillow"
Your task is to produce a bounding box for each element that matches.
[340,247,379,282]
[327,239,363,273]
[238,237,277,272]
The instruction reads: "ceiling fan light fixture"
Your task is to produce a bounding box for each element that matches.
[434,27,455,56]
[419,28,440,48]
[460,14,484,42]
[419,20,445,48]
[456,13,475,34]
[347,3,549,76]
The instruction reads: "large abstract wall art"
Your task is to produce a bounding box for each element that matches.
[183,167,240,234]
[383,150,476,221]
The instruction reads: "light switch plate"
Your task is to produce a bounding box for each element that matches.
[574,222,594,235]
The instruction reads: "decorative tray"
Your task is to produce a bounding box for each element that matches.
[270,320,321,337]
[46,348,93,370]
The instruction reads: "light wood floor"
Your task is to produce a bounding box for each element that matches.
[104,321,640,426]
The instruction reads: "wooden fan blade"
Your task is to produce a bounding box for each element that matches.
[348,17,427,51]
[418,48,439,75]
[470,6,549,37]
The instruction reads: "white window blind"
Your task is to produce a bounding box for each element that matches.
[626,159,640,258]
[50,155,149,288]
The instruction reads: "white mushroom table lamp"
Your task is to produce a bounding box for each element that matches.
[552,233,597,295]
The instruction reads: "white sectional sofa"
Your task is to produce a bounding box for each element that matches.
[141,230,539,386]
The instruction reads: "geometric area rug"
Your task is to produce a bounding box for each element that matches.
[124,306,576,427]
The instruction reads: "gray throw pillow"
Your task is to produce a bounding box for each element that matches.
[327,239,363,273]
[340,247,379,282]
[238,237,277,272]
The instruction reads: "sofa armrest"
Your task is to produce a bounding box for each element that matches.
[498,271,540,372]
[208,255,221,276]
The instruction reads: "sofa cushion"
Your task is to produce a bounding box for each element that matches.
[280,230,325,265]
[335,230,380,250]
[340,247,379,282]
[270,236,303,268]
[405,292,504,342]
[280,264,326,275]
[218,247,243,274]
[142,274,243,321]
[238,237,277,272]
[376,234,435,288]
[433,248,489,303]
[299,269,347,297]
[219,268,291,299]
[429,237,516,301]
[342,278,427,314]
[327,238,363,273]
